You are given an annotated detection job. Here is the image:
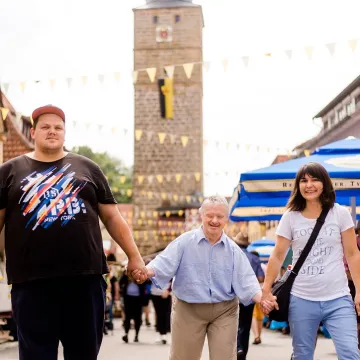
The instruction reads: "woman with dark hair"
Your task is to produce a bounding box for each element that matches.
[261,162,360,360]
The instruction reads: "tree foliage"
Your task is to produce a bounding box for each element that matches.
[72,146,132,203]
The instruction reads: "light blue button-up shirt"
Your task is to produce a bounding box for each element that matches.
[149,227,261,305]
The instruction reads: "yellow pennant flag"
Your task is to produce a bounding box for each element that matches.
[114,72,120,82]
[153,211,158,218]
[161,193,167,200]
[133,71,139,84]
[186,195,191,203]
[349,39,358,52]
[181,136,189,147]
[49,79,56,90]
[304,149,311,157]
[183,63,194,79]
[20,82,26,93]
[194,172,201,182]
[158,132,166,144]
[167,221,172,227]
[161,230,166,236]
[126,189,132,197]
[173,194,179,201]
[147,192,153,199]
[134,231,139,240]
[178,210,184,217]
[135,129,143,141]
[81,76,88,86]
[140,211,145,218]
[120,176,127,184]
[0,107,9,121]
[148,220,153,226]
[305,46,313,60]
[146,68,157,82]
[156,175,163,183]
[198,196,204,203]
[165,211,171,218]
[175,174,182,183]
[137,219,143,225]
[178,222,183,228]
[137,175,144,184]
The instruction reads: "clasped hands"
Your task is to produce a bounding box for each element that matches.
[260,291,279,315]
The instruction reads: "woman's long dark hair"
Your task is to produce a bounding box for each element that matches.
[287,162,335,212]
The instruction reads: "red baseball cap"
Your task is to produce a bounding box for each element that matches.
[32,105,65,123]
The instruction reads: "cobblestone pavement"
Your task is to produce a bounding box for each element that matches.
[0,319,337,359]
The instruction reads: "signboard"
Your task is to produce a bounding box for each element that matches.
[156,26,173,43]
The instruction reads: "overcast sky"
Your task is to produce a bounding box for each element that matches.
[1,0,360,195]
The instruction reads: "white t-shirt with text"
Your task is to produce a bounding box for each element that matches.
[276,203,354,301]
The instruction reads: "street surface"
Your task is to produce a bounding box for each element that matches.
[0,318,337,360]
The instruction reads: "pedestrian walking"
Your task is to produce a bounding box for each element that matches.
[234,235,265,360]
[133,196,274,360]
[0,105,146,360]
[262,162,360,360]
[120,272,145,343]
[151,281,172,344]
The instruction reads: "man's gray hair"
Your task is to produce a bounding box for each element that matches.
[199,196,229,214]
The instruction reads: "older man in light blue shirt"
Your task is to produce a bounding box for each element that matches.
[133,196,269,360]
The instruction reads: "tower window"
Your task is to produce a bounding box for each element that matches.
[153,16,158,24]
[175,15,181,23]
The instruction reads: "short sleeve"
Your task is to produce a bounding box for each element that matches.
[276,210,292,240]
[94,166,117,204]
[337,204,355,233]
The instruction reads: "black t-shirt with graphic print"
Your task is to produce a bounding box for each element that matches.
[0,153,117,284]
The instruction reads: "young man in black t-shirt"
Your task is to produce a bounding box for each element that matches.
[0,105,146,360]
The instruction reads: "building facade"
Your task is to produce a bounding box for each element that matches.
[133,0,204,254]
[295,75,360,154]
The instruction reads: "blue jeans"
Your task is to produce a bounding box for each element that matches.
[289,294,360,360]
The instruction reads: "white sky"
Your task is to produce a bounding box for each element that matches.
[1,0,360,196]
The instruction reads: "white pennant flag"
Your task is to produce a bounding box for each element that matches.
[133,71,139,84]
[203,62,211,72]
[164,66,175,79]
[66,78,73,88]
[285,50,293,60]
[305,46,313,60]
[183,63,194,79]
[222,59,229,72]
[2,83,9,93]
[146,68,157,82]
[326,43,336,56]
[98,74,105,84]
[349,39,358,52]
[242,56,250,67]
[146,131,154,141]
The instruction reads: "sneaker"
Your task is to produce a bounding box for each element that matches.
[122,334,128,344]
[134,335,139,343]
[146,320,151,327]
[154,334,162,344]
[161,335,167,345]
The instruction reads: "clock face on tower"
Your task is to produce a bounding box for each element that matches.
[156,26,173,42]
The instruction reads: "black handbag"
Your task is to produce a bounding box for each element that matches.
[268,207,329,322]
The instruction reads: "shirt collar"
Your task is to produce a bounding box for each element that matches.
[196,226,227,245]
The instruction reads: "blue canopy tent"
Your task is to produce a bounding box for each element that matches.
[230,137,360,222]
[247,238,275,263]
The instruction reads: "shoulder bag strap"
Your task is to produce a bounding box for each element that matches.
[291,207,330,277]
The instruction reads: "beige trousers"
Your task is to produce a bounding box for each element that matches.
[170,296,239,360]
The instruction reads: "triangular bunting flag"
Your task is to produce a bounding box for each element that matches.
[98,74,105,84]
[81,76,88,86]
[304,149,311,157]
[158,132,166,144]
[178,210,184,217]
[198,196,204,203]
[133,71,139,84]
[186,195,191,203]
[173,194,179,201]
[265,53,272,57]
[49,79,56,90]
[165,174,172,182]
[181,136,189,147]
[146,68,157,82]
[114,72,120,82]
[135,129,143,141]
[349,39,358,52]
[194,172,201,182]
[1,107,9,121]
[126,189,133,197]
[285,50,293,60]
[153,211,158,218]
[203,62,211,72]
[156,175,163,184]
[222,59,229,72]
[161,193,167,200]
[183,63,194,79]
[2,83,9,93]
[165,211,171,218]
[164,66,175,78]
[148,175,154,184]
[111,127,117,134]
[242,56,250,67]
[146,131,154,141]
[169,134,176,144]
[120,176,127,184]
[147,192,153,199]
[326,43,336,56]
[305,46,313,60]
[137,175,144,184]
[20,82,26,93]
[175,174,182,183]
[66,78,73,88]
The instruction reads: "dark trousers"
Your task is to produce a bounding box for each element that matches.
[237,303,255,358]
[151,295,171,335]
[11,275,106,360]
[123,295,142,335]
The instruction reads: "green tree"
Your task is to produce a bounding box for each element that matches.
[72,146,132,203]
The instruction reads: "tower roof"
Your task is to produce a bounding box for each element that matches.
[135,0,200,10]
